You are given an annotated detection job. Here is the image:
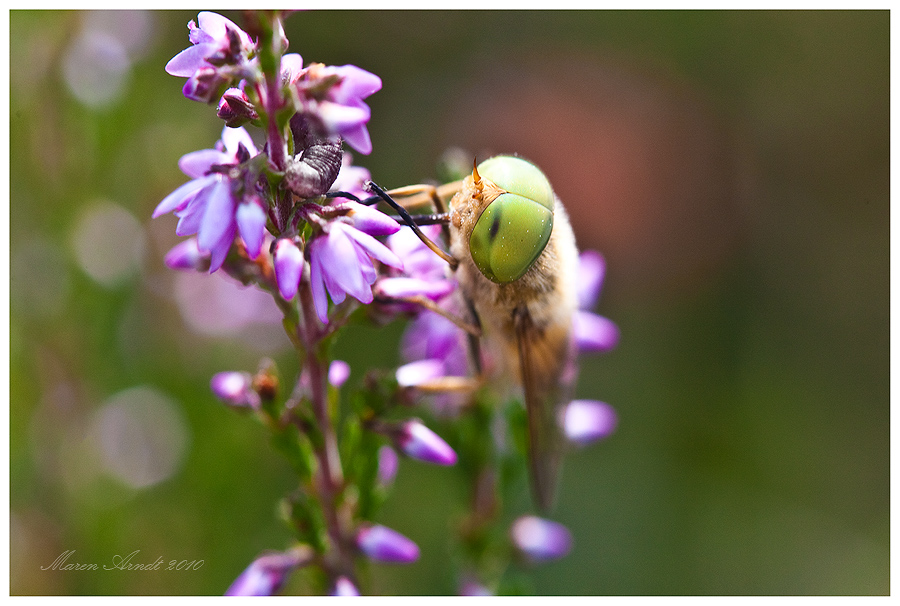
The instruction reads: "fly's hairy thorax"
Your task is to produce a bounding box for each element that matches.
[448,174,579,389]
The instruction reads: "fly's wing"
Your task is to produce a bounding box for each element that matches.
[513,306,574,512]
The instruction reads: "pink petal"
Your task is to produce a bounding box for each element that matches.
[342,201,401,236]
[197,179,235,253]
[153,175,214,218]
[319,226,370,303]
[236,201,267,259]
[328,65,382,104]
[274,239,304,300]
[339,123,373,156]
[280,53,304,83]
[174,197,205,236]
[221,125,258,157]
[207,220,236,273]
[196,11,232,41]
[343,225,403,270]
[308,244,330,323]
[178,149,230,179]
[165,43,214,77]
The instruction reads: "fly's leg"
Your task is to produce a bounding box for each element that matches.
[380,181,462,214]
[366,181,458,271]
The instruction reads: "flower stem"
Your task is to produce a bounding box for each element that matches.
[257,12,288,173]
[295,270,355,585]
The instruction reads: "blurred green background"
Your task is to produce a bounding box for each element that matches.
[9,10,888,595]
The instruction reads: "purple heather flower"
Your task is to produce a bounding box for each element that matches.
[356,524,420,563]
[153,126,265,272]
[561,399,617,445]
[401,307,469,378]
[398,308,471,413]
[288,61,382,155]
[377,445,399,487]
[510,516,573,562]
[574,250,620,354]
[210,371,260,409]
[392,419,457,466]
[225,549,309,596]
[307,221,403,323]
[166,12,254,103]
[164,238,210,272]
[273,239,304,300]
[328,359,351,388]
[377,225,458,314]
[387,225,451,283]
[331,577,359,596]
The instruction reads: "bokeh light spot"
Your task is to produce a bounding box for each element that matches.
[89,386,189,489]
[70,201,146,287]
[62,29,131,109]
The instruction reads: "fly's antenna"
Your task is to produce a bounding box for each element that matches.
[325,191,363,203]
[326,190,448,225]
[366,181,459,270]
[471,158,483,202]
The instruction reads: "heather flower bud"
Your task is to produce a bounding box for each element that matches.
[164,238,210,272]
[328,360,350,388]
[252,359,279,402]
[396,359,446,387]
[576,250,605,306]
[210,371,261,409]
[356,524,419,563]
[217,87,259,127]
[331,576,359,596]
[573,310,620,353]
[510,516,572,562]
[561,400,617,445]
[339,201,401,236]
[377,445,399,487]
[392,419,457,466]
[459,580,492,596]
[374,277,455,301]
[276,19,290,54]
[273,239,304,300]
[225,546,312,596]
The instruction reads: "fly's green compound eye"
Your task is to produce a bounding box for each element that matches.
[476,156,554,212]
[469,157,555,283]
[469,190,554,283]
